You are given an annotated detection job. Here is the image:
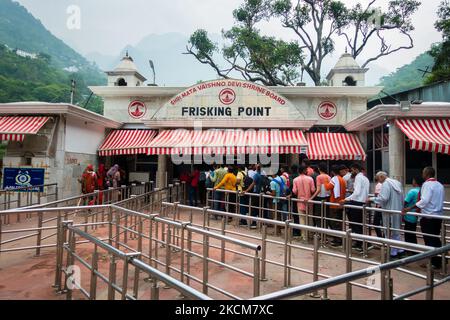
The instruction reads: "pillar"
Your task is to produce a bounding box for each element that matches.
[156,155,167,189]
[389,121,405,184]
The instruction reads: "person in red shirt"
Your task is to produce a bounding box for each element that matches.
[81,164,98,205]
[189,168,200,206]
[96,164,106,204]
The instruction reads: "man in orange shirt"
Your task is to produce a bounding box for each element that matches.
[311,162,331,229]
[292,165,316,241]
[325,165,347,247]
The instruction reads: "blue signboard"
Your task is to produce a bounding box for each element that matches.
[3,168,45,192]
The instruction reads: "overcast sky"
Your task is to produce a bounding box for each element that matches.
[15,0,444,72]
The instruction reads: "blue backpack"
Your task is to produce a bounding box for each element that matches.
[273,176,289,197]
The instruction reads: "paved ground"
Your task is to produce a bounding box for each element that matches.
[0,207,448,300]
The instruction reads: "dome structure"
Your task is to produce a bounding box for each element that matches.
[106,52,147,87]
[333,53,361,70]
[326,52,369,87]
[114,52,139,72]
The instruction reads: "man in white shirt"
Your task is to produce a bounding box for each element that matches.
[402,167,444,269]
[344,163,370,251]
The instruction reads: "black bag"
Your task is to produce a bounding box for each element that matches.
[260,175,272,194]
[242,172,254,191]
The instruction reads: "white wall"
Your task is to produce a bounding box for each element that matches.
[65,116,106,155]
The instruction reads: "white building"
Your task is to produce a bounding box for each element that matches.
[0,103,121,198]
[0,52,448,198]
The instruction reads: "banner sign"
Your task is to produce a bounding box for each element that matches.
[159,79,293,120]
[3,168,45,192]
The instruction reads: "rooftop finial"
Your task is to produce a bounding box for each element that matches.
[126,50,129,57]
[345,46,348,54]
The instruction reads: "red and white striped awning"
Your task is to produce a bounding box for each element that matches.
[147,129,308,155]
[0,116,50,142]
[99,130,157,156]
[396,119,450,155]
[306,133,366,161]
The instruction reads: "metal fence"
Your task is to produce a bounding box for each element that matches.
[0,182,177,256]
[0,183,58,212]
[251,243,450,300]
[50,199,261,300]
[1,183,448,300]
[206,188,450,275]
[58,221,212,300]
[162,201,450,300]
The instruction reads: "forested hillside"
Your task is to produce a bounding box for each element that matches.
[0,0,105,113]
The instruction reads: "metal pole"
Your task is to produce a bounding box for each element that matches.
[164,225,172,286]
[221,216,226,263]
[121,256,129,300]
[107,255,117,300]
[345,229,352,300]
[283,220,292,288]
[36,212,43,256]
[426,259,435,300]
[186,228,192,286]
[261,224,267,281]
[253,250,260,297]
[53,211,63,291]
[66,228,76,300]
[202,234,209,294]
[362,206,368,257]
[380,245,387,300]
[151,278,160,300]
[89,244,99,300]
[441,220,447,275]
[311,233,321,298]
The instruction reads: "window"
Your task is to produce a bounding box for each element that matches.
[437,153,450,184]
[116,78,127,86]
[383,124,389,148]
[405,142,432,184]
[366,125,389,181]
[367,130,373,150]
[343,76,357,86]
[367,151,374,181]
[374,126,382,149]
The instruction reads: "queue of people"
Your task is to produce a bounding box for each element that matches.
[200,162,445,267]
[78,163,123,204]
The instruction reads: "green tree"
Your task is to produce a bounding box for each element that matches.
[426,0,450,84]
[186,0,420,86]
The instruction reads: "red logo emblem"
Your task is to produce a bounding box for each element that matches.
[219,88,236,105]
[318,101,337,120]
[128,100,147,119]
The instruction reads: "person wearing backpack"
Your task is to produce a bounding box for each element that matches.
[268,170,289,221]
[292,165,316,241]
[237,165,256,227]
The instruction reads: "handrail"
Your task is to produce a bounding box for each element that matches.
[207,188,450,220]
[250,243,450,300]
[130,259,213,300]
[64,222,212,300]
[112,205,261,252]
[14,183,150,211]
[161,202,435,253]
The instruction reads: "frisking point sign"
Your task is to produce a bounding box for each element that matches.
[161,79,291,119]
